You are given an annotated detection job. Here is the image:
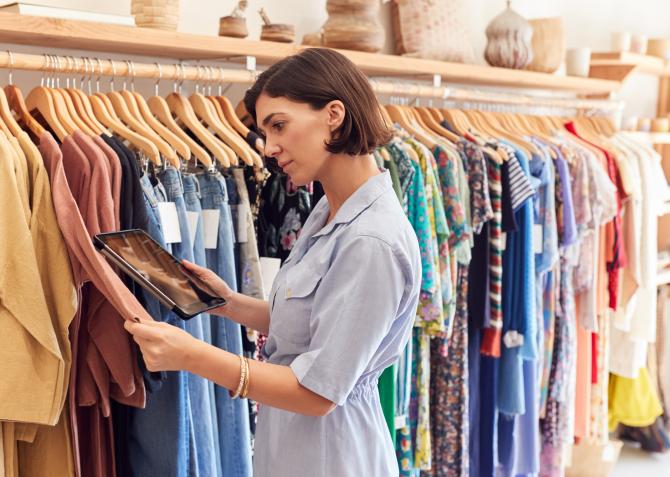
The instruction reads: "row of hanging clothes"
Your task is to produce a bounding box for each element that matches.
[349,103,670,477]
[0,55,306,477]
[3,50,670,477]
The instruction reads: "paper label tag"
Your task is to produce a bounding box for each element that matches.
[500,232,507,251]
[260,257,281,300]
[202,209,220,249]
[533,224,543,254]
[237,202,249,244]
[503,330,525,348]
[394,414,408,429]
[186,211,200,247]
[157,202,182,244]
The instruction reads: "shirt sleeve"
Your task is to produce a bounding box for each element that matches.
[290,235,410,406]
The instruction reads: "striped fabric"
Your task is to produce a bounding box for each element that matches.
[481,154,504,357]
[506,152,535,212]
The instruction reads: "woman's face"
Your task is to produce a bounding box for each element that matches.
[255,93,344,186]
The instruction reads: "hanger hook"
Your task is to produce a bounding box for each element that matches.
[218,66,224,96]
[6,50,13,85]
[40,54,46,87]
[64,56,71,89]
[154,62,162,96]
[130,60,137,92]
[194,63,201,94]
[178,62,185,94]
[108,59,116,92]
[94,57,102,93]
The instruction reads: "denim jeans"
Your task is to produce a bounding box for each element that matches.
[160,167,219,476]
[121,173,191,477]
[198,171,253,477]
[183,172,223,476]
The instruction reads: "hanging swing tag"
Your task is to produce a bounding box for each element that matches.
[433,74,442,88]
[157,202,182,244]
[246,55,256,72]
[186,211,200,247]
[202,209,220,249]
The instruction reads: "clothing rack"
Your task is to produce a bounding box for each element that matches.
[0,51,622,115]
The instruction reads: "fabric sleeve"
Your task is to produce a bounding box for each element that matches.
[290,235,409,406]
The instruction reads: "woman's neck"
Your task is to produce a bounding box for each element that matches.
[318,153,380,224]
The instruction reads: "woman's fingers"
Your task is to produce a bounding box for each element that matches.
[180,259,212,277]
[124,320,162,340]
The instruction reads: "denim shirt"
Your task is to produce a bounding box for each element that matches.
[254,171,421,476]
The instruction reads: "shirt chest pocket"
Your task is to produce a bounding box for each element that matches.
[271,266,323,346]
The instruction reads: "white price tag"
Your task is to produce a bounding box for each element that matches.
[202,209,220,249]
[533,224,543,254]
[246,55,256,71]
[500,232,507,251]
[157,202,181,244]
[601,442,617,462]
[186,211,200,247]
[394,415,408,429]
[260,257,281,300]
[503,330,525,348]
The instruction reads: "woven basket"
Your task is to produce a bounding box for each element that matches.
[322,0,384,53]
[131,0,180,31]
[526,17,565,73]
[391,0,476,63]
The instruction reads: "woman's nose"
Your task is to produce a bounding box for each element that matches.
[264,141,281,158]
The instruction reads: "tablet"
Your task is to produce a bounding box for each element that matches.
[94,229,226,320]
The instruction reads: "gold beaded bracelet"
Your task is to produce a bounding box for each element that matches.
[241,358,251,399]
[230,355,247,399]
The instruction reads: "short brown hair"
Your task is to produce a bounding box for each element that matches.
[243,48,391,155]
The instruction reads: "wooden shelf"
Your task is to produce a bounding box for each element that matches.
[623,131,670,144]
[590,52,670,81]
[0,12,620,94]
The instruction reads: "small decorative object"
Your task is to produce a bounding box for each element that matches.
[631,34,648,54]
[259,8,295,43]
[301,30,324,47]
[611,32,632,52]
[526,17,564,73]
[219,0,248,38]
[637,117,652,132]
[652,117,670,133]
[322,0,384,53]
[484,1,533,69]
[565,47,591,77]
[647,38,670,60]
[131,0,179,31]
[392,0,476,63]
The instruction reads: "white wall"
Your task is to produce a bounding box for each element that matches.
[4,0,670,118]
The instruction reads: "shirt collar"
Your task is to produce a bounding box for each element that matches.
[310,171,392,239]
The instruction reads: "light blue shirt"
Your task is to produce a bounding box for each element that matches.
[253,171,421,477]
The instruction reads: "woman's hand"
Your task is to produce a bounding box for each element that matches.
[181,259,235,301]
[124,319,200,372]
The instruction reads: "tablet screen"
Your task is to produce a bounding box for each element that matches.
[95,230,226,318]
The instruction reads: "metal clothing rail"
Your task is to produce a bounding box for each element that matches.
[0,51,622,113]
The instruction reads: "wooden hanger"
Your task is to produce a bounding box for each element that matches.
[189,90,249,165]
[384,103,435,148]
[25,84,71,142]
[108,89,178,165]
[61,57,106,135]
[208,95,263,167]
[5,83,44,138]
[166,90,232,167]
[90,92,161,165]
[147,93,213,168]
[415,106,460,143]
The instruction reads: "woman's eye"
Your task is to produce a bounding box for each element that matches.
[272,122,285,132]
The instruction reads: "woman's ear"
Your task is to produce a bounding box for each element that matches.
[325,100,345,131]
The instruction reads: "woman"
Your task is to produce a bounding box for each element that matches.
[125,48,421,476]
